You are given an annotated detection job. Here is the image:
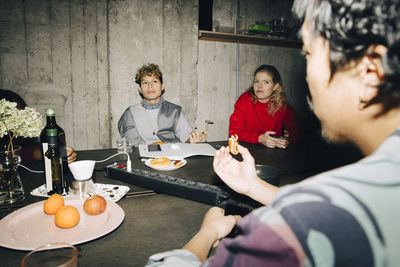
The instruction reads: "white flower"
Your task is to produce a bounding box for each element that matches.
[0,99,43,153]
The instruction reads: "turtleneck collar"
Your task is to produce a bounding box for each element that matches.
[142,96,165,110]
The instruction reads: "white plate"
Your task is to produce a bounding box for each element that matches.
[0,198,125,250]
[144,158,187,171]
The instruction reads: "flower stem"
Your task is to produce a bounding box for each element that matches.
[1,118,15,157]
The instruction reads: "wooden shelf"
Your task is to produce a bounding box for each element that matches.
[198,30,302,49]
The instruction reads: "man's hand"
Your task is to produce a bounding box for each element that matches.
[213,145,258,196]
[67,146,77,163]
[213,145,280,206]
[182,207,241,262]
[199,207,241,246]
[189,128,208,144]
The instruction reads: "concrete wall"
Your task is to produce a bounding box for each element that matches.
[0,0,308,150]
[0,0,110,149]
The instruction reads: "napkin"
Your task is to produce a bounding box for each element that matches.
[30,183,130,202]
[139,143,216,159]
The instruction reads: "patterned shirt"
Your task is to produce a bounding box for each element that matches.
[146,127,400,266]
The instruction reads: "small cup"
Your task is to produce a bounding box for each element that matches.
[21,243,78,267]
[116,137,126,153]
[68,160,95,181]
[69,179,94,198]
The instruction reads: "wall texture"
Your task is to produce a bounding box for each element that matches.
[0,0,308,150]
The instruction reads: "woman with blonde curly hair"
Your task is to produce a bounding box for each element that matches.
[229,64,300,148]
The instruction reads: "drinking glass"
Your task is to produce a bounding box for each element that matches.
[21,243,78,267]
[116,137,126,153]
[125,139,133,153]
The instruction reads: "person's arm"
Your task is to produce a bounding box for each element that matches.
[182,207,241,262]
[229,94,261,143]
[175,111,208,144]
[118,108,142,146]
[175,111,195,143]
[213,145,280,205]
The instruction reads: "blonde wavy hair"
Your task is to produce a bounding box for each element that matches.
[246,64,287,116]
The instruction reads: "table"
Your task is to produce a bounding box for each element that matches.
[0,138,362,266]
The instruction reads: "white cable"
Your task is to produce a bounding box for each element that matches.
[19,152,132,173]
[95,152,131,172]
[95,152,129,164]
[126,157,132,172]
[19,164,44,173]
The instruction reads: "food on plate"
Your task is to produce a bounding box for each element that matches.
[83,195,107,215]
[228,134,239,155]
[150,157,172,168]
[151,141,164,145]
[55,205,80,229]
[173,160,184,167]
[43,193,65,215]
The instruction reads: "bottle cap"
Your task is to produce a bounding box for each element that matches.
[45,108,55,116]
[46,128,58,136]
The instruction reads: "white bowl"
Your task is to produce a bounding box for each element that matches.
[68,160,95,181]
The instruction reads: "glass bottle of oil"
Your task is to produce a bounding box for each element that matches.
[45,129,64,195]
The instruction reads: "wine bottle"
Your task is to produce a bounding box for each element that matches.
[40,108,66,151]
[40,108,70,193]
[45,129,64,195]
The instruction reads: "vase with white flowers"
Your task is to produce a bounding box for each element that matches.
[0,98,43,205]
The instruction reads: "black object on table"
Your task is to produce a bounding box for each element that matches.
[106,139,362,216]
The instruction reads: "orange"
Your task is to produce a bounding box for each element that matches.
[43,194,65,215]
[54,205,80,229]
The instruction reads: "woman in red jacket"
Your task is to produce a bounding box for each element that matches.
[229,65,300,148]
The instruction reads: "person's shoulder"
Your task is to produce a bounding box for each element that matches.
[274,162,368,201]
[236,92,252,104]
[119,104,141,119]
[239,91,252,100]
[126,103,142,112]
[274,173,333,201]
[163,101,182,110]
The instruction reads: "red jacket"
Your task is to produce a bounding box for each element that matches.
[229,92,300,144]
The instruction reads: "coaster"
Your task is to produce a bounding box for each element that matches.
[30,183,130,202]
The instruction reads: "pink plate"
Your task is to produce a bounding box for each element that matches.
[0,198,125,250]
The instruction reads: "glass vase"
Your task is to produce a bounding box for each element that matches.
[0,145,25,205]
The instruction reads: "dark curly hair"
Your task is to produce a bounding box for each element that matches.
[292,0,400,109]
[135,63,163,85]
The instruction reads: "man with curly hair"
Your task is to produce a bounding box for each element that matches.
[118,63,207,146]
[146,0,400,266]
